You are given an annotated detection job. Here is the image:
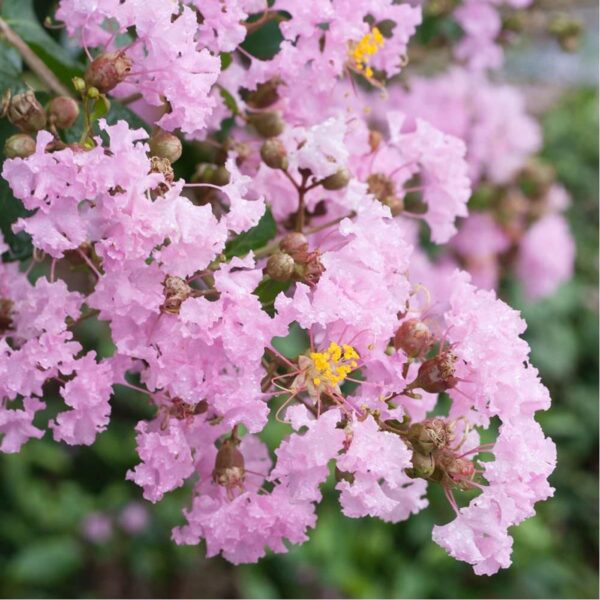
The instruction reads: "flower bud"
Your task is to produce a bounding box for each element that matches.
[47,96,80,129]
[321,168,351,190]
[248,110,284,138]
[367,172,402,214]
[72,77,86,93]
[411,351,458,394]
[407,450,435,479]
[212,439,245,489]
[192,163,230,187]
[394,318,433,358]
[279,232,309,258]
[244,78,280,109]
[149,129,182,163]
[407,418,452,454]
[149,156,174,193]
[161,275,192,314]
[213,166,231,186]
[294,250,325,287]
[0,298,13,333]
[265,252,295,282]
[7,91,47,132]
[224,139,252,166]
[4,133,36,158]
[84,51,132,94]
[260,138,288,170]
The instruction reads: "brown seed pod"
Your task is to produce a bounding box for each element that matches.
[260,138,288,170]
[321,168,351,191]
[212,439,245,491]
[393,318,434,359]
[248,110,284,138]
[149,129,183,163]
[4,133,36,158]
[7,91,47,132]
[84,51,132,94]
[48,96,80,129]
[265,252,295,282]
[412,351,458,394]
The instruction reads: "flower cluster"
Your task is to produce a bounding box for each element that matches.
[0,0,567,576]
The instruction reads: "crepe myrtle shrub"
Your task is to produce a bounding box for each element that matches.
[1,0,573,575]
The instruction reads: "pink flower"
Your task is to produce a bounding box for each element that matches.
[51,353,114,446]
[336,416,428,522]
[0,397,45,453]
[517,214,576,301]
[270,407,345,502]
[127,419,195,503]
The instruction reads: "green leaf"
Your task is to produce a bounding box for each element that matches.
[254,278,290,315]
[240,20,283,60]
[90,94,111,123]
[1,0,84,86]
[219,86,239,115]
[10,537,84,585]
[224,207,277,258]
[220,52,233,70]
[63,96,150,145]
[0,39,26,94]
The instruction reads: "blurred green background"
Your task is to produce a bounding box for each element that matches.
[0,1,598,598]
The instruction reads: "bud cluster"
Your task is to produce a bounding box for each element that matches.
[265,233,325,287]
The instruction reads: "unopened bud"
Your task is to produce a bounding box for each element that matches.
[7,91,47,132]
[149,156,174,193]
[224,139,252,166]
[245,78,280,109]
[367,172,402,213]
[260,138,288,170]
[0,298,13,333]
[86,86,100,99]
[85,51,132,94]
[4,133,36,158]
[192,163,230,187]
[72,77,86,93]
[294,250,325,287]
[265,252,295,281]
[149,129,182,163]
[212,439,245,488]
[48,96,80,129]
[248,110,284,138]
[213,166,231,186]
[411,351,458,394]
[161,275,192,315]
[407,450,435,479]
[279,232,309,258]
[407,418,452,454]
[321,168,351,191]
[394,318,433,358]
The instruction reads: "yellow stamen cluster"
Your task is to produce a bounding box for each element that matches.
[309,342,359,387]
[351,27,385,79]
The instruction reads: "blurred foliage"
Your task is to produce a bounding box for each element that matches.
[0,0,597,596]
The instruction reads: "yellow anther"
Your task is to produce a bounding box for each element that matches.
[350,27,385,79]
[306,342,360,388]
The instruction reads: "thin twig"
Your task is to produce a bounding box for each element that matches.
[0,17,73,97]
